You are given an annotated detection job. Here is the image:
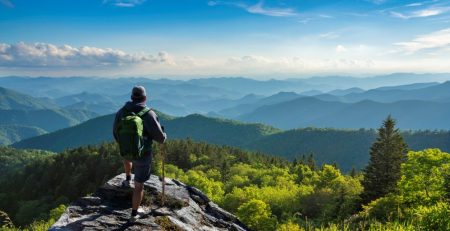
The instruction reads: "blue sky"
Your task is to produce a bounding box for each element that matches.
[1,0,450,78]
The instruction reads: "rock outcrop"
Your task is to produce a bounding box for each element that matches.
[50,174,249,231]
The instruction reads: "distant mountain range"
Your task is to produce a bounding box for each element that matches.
[2,73,450,117]
[4,74,450,163]
[237,97,450,130]
[0,87,98,145]
[13,112,450,171]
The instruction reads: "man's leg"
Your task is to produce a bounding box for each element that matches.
[122,160,132,187]
[130,154,152,220]
[132,182,144,213]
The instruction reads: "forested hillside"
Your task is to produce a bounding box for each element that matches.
[0,125,46,145]
[1,140,448,230]
[13,113,450,171]
[0,87,99,145]
[12,113,281,153]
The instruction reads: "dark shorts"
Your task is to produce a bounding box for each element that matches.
[132,153,152,183]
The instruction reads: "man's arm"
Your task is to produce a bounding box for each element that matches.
[112,109,122,142]
[143,110,167,143]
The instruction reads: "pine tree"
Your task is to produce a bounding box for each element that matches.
[350,167,357,178]
[307,153,316,170]
[361,115,408,203]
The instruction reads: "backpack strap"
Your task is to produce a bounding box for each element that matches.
[137,107,150,117]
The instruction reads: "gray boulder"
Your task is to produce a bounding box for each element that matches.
[49,174,249,231]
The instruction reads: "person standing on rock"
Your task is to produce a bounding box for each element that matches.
[113,85,167,222]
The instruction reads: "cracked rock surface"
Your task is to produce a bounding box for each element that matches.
[50,174,249,231]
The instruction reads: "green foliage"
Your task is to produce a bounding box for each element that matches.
[362,116,408,203]
[276,221,304,231]
[236,199,277,231]
[413,202,450,231]
[2,139,449,231]
[398,148,450,206]
[0,143,123,226]
[179,170,224,203]
[0,125,46,146]
[361,195,405,221]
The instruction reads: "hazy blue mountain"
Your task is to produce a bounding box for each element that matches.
[299,90,322,96]
[55,92,118,107]
[54,92,121,115]
[338,81,450,103]
[0,77,240,99]
[239,97,450,130]
[0,125,46,145]
[217,92,302,117]
[327,87,364,96]
[0,87,58,110]
[375,82,439,91]
[2,74,450,99]
[187,77,314,95]
[0,109,98,132]
[300,73,450,90]
[150,100,190,116]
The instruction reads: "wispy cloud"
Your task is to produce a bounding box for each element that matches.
[391,6,450,19]
[406,3,424,7]
[319,32,340,39]
[208,1,299,17]
[246,1,298,17]
[0,42,171,68]
[394,28,450,53]
[0,0,14,8]
[103,0,146,8]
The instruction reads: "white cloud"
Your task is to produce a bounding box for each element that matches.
[0,42,171,68]
[208,1,298,17]
[336,45,348,53]
[0,0,13,8]
[103,0,146,7]
[246,1,298,17]
[319,32,340,39]
[394,28,450,53]
[406,3,424,7]
[391,7,450,19]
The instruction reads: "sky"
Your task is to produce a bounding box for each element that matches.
[1,0,450,78]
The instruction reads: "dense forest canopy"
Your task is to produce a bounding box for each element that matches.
[0,138,449,230]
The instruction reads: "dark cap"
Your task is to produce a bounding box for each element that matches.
[131,85,146,100]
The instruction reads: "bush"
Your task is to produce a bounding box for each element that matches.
[413,202,450,231]
[236,199,277,231]
[361,195,405,221]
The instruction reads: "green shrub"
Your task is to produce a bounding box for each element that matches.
[413,202,450,231]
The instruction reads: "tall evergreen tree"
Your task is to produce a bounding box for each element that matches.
[361,115,408,203]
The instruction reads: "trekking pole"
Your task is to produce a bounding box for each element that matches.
[161,142,166,207]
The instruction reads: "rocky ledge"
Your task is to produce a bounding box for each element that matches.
[50,174,249,231]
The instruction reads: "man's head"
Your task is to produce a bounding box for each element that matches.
[131,85,147,103]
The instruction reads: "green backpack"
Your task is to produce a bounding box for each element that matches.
[117,107,150,160]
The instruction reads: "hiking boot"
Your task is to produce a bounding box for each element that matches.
[129,208,147,222]
[129,213,143,223]
[121,179,131,188]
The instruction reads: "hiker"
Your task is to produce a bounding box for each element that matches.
[113,85,167,222]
